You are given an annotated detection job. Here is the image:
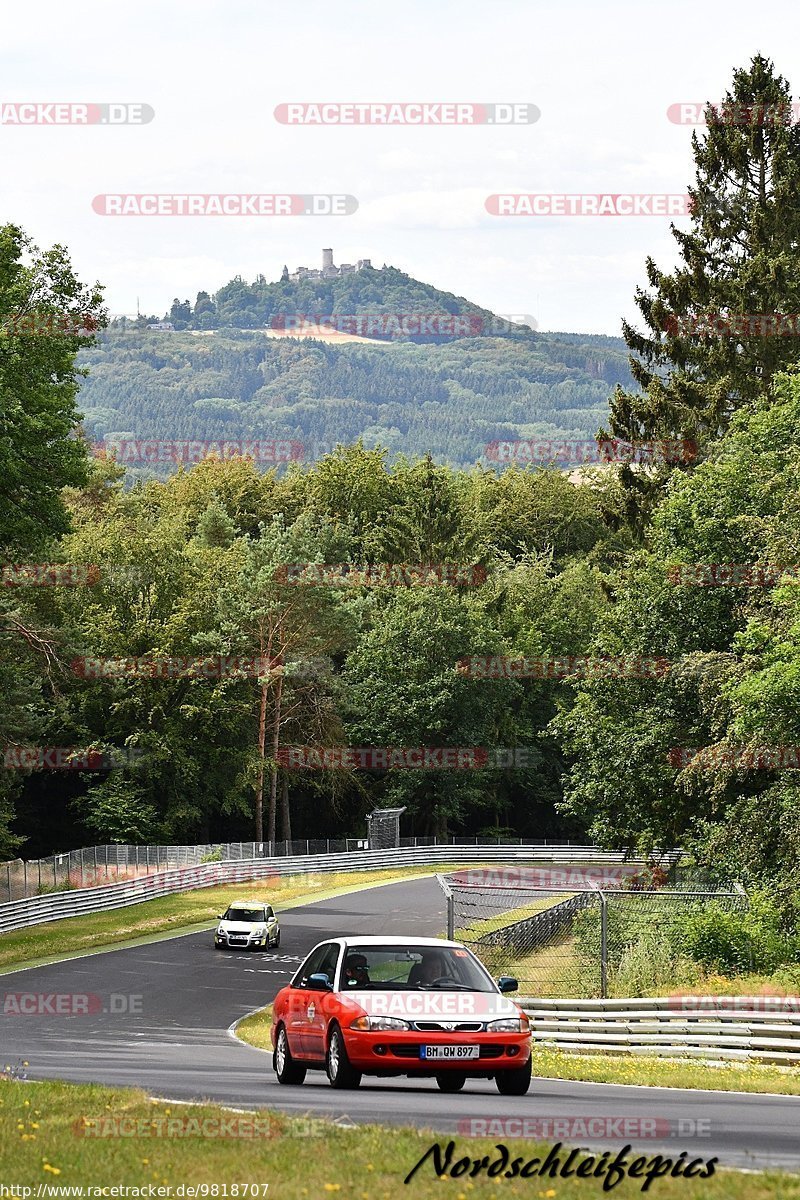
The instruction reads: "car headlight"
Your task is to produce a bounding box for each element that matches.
[216,926,225,935]
[252,926,267,936]
[349,1015,409,1031]
[487,1016,529,1033]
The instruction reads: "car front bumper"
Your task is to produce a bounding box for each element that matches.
[342,1030,532,1072]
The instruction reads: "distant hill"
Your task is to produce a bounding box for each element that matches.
[77,264,634,474]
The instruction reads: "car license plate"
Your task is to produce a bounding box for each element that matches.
[421,1044,479,1060]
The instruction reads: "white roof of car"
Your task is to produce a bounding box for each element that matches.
[228,899,269,907]
[335,935,462,948]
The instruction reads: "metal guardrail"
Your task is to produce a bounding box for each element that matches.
[518,996,800,1065]
[0,837,662,902]
[474,891,595,954]
[0,845,652,936]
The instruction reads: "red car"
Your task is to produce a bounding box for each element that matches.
[271,935,532,1094]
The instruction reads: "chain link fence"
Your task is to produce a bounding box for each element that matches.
[0,836,612,903]
[439,868,746,998]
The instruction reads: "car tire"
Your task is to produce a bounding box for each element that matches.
[273,1024,306,1085]
[495,1056,532,1096]
[435,1072,466,1092]
[273,931,281,949]
[326,1024,362,1089]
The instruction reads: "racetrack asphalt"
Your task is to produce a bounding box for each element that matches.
[2,876,800,1173]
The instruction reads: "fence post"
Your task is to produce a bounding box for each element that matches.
[599,890,608,999]
[23,860,28,898]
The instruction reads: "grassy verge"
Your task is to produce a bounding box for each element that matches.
[2,1078,798,1197]
[235,1003,274,1052]
[530,1046,800,1095]
[0,865,462,974]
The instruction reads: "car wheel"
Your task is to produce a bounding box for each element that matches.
[435,1072,466,1092]
[495,1056,532,1096]
[273,1024,306,1085]
[273,931,281,949]
[326,1024,362,1089]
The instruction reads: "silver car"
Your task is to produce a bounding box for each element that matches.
[214,900,281,951]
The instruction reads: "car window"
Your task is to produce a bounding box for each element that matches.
[316,943,340,985]
[224,907,265,922]
[338,945,496,990]
[266,906,274,919]
[293,943,337,988]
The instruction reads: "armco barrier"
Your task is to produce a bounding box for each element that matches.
[474,891,595,953]
[519,996,800,1065]
[0,845,656,936]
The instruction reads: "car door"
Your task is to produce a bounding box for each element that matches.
[285,944,329,1057]
[303,943,341,1061]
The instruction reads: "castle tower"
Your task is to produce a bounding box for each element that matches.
[280,264,289,282]
[322,248,334,271]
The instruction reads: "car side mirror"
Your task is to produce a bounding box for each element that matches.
[307,973,333,991]
[216,914,224,920]
[497,976,519,993]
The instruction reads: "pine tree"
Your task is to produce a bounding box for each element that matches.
[606,56,800,525]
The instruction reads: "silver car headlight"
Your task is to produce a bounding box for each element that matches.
[253,926,267,937]
[486,1016,529,1032]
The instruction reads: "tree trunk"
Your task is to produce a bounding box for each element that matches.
[268,669,284,844]
[255,679,269,843]
[280,771,291,847]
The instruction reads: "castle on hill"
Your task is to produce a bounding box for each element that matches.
[282,249,373,283]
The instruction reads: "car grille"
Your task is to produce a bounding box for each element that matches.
[388,1043,509,1059]
[412,1022,484,1032]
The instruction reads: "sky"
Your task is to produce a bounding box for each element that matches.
[1,0,797,334]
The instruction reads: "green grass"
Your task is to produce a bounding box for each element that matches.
[530,1046,800,1095]
[3,1078,798,1197]
[0,865,465,974]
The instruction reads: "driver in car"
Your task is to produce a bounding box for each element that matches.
[343,952,370,987]
[412,951,447,986]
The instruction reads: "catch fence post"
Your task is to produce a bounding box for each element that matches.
[599,890,608,999]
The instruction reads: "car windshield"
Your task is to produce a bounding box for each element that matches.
[340,945,496,991]
[224,907,265,922]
